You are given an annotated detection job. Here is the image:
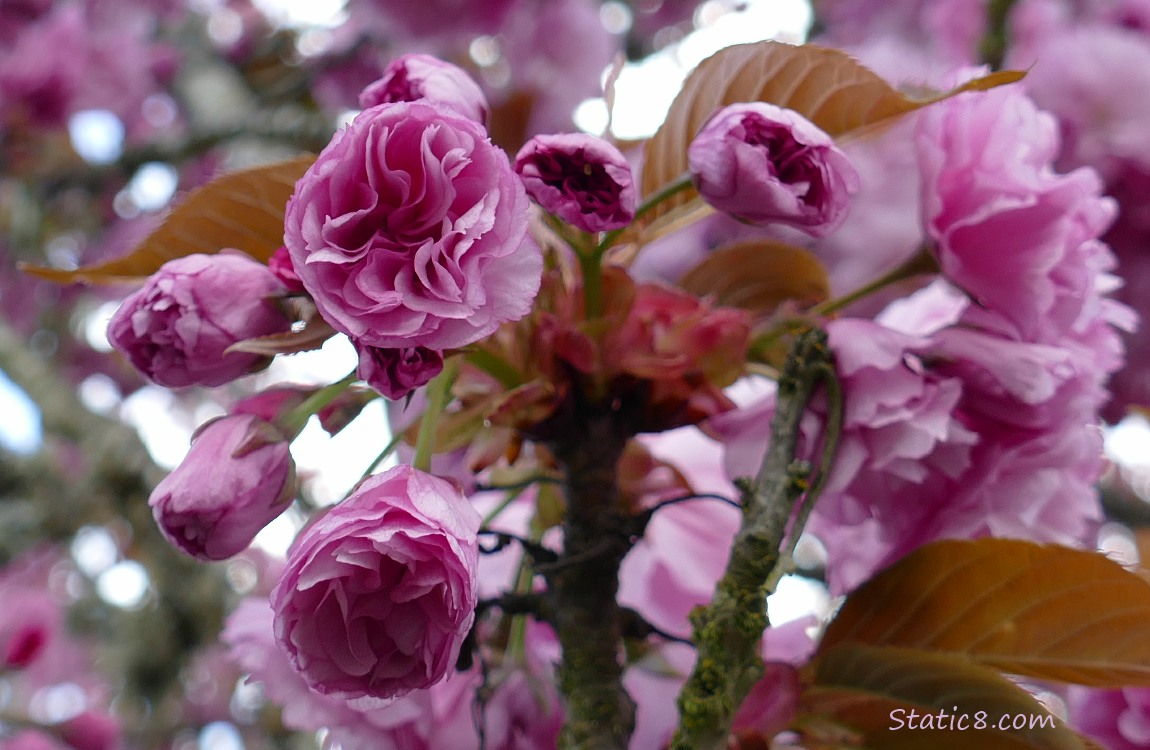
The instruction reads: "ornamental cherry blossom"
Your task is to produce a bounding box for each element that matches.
[688,102,859,235]
[284,101,541,350]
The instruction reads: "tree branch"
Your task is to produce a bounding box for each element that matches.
[545,410,638,750]
[671,328,836,750]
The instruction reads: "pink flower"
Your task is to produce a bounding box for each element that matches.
[0,587,59,670]
[359,54,488,124]
[149,414,295,561]
[688,102,859,235]
[916,83,1118,342]
[285,101,541,350]
[355,342,444,401]
[226,593,561,749]
[1069,686,1150,750]
[2,731,72,750]
[710,315,979,593]
[57,711,121,750]
[224,597,427,745]
[514,133,636,232]
[107,252,292,388]
[271,464,481,701]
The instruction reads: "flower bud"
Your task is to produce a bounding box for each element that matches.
[149,414,295,560]
[354,342,444,400]
[515,133,637,233]
[107,252,292,388]
[687,102,859,235]
[358,53,488,124]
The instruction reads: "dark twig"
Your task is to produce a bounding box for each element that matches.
[473,475,564,494]
[619,607,694,647]
[477,529,560,565]
[631,493,741,537]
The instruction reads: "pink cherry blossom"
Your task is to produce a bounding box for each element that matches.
[359,54,488,124]
[515,133,636,233]
[149,414,295,561]
[688,102,859,235]
[227,596,561,750]
[285,101,541,350]
[106,252,293,388]
[916,82,1119,343]
[271,465,480,701]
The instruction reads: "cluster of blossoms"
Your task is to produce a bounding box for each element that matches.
[710,79,1130,592]
[73,19,1136,750]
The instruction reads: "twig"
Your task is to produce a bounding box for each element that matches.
[670,328,837,750]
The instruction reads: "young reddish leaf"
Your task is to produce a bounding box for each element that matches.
[640,40,1023,224]
[678,241,831,316]
[316,388,379,437]
[818,539,1150,687]
[799,643,1082,750]
[226,312,336,357]
[22,156,316,284]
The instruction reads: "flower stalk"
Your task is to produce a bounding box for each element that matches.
[412,356,461,472]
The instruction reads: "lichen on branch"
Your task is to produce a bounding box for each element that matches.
[671,328,839,750]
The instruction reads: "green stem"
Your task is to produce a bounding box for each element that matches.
[580,251,604,320]
[280,370,358,438]
[810,246,938,318]
[466,347,523,390]
[670,329,837,750]
[591,171,694,258]
[782,362,843,560]
[980,0,1019,70]
[412,357,460,472]
[504,520,543,664]
[750,247,938,359]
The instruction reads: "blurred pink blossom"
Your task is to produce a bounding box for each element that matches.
[1069,686,1150,750]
